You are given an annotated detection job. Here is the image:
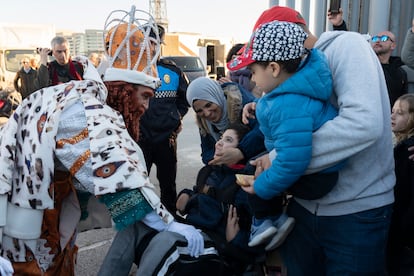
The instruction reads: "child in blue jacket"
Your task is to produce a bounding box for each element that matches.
[228,21,344,250]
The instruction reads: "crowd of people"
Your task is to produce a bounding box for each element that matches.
[0,3,413,276]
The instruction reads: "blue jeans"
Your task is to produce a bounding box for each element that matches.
[280,199,392,275]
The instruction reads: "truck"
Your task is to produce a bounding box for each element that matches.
[0,23,55,90]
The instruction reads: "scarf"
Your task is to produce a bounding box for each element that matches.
[50,58,83,85]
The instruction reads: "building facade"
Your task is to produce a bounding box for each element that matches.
[57,29,105,57]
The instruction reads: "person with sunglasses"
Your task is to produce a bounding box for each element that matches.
[330,11,414,164]
[328,9,407,108]
[371,31,408,108]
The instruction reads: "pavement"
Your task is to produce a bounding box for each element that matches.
[74,109,203,275]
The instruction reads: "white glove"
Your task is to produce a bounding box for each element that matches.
[166,221,204,258]
[0,256,13,276]
[141,211,169,232]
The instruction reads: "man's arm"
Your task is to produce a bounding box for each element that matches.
[328,9,348,31]
[34,48,51,90]
[34,64,50,90]
[308,32,387,173]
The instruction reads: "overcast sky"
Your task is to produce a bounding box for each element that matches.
[3,0,269,43]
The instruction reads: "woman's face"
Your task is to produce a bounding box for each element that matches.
[192,99,222,123]
[391,99,410,133]
[214,129,239,156]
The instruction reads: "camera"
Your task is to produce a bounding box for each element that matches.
[36,47,53,56]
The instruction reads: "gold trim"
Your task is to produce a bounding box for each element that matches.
[70,150,91,176]
[56,128,89,148]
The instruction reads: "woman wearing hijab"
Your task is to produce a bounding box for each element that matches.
[186,77,265,166]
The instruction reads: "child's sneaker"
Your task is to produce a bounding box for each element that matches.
[265,214,295,251]
[248,217,278,247]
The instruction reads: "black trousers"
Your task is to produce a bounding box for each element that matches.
[139,137,177,214]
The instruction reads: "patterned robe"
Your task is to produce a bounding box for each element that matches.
[0,57,173,274]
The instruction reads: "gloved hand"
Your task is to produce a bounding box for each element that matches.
[166,221,204,257]
[0,256,13,276]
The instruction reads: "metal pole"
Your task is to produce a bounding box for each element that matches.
[309,0,327,36]
[358,0,371,34]
[269,0,279,7]
[286,0,296,8]
[298,0,311,28]
[368,0,391,36]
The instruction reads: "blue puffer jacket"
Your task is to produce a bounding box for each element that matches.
[254,49,338,200]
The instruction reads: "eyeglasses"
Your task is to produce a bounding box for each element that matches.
[371,35,394,43]
[22,61,29,64]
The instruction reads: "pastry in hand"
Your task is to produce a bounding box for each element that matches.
[235,174,254,187]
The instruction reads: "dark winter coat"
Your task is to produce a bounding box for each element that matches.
[13,67,38,99]
[382,56,408,107]
[390,136,414,249]
[139,59,189,143]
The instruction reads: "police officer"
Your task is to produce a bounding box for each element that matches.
[139,25,190,215]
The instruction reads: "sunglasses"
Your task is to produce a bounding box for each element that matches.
[371,35,394,43]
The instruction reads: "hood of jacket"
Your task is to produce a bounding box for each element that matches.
[267,48,333,102]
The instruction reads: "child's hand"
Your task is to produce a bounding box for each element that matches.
[242,102,256,124]
[225,205,240,242]
[249,154,271,177]
[240,177,256,194]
